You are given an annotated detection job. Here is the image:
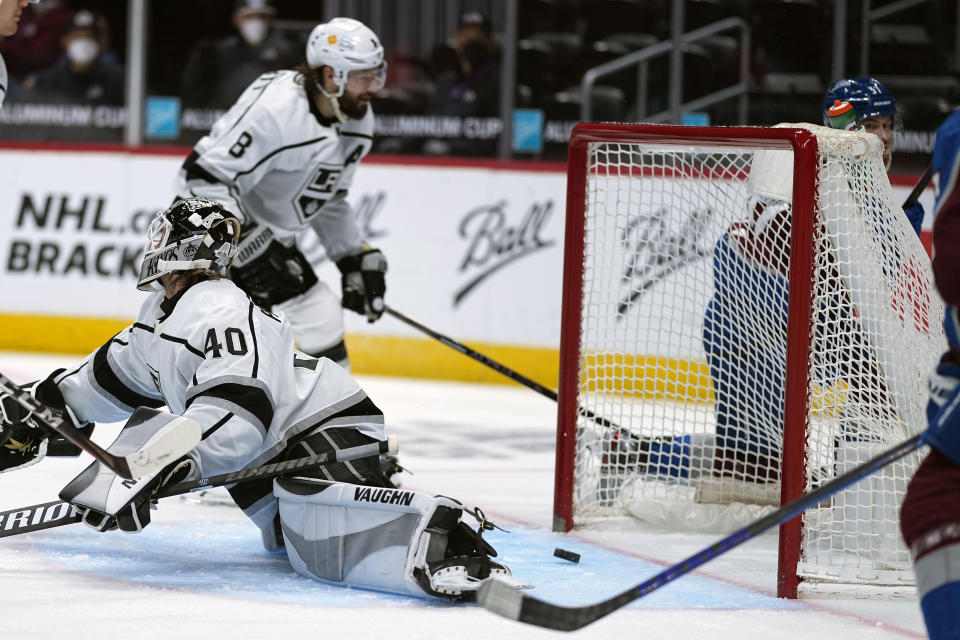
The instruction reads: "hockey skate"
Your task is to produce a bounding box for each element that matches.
[414,507,530,601]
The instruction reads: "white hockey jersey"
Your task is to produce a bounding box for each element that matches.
[173,70,374,262]
[0,52,8,111]
[53,278,385,525]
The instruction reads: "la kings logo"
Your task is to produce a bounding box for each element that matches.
[295,165,342,222]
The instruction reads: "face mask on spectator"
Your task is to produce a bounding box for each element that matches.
[240,17,269,46]
[462,40,491,69]
[67,37,100,66]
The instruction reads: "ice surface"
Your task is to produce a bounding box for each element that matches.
[0,352,927,639]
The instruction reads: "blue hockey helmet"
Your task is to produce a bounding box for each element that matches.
[822,77,897,125]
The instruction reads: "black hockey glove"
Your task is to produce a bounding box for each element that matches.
[0,370,88,473]
[69,456,198,533]
[230,229,319,308]
[0,389,30,445]
[336,248,388,322]
[0,393,45,473]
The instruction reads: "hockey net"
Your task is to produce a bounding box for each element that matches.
[553,122,944,598]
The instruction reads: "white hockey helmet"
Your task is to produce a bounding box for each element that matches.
[137,198,241,292]
[306,17,386,98]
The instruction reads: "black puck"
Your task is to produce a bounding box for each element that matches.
[554,547,581,563]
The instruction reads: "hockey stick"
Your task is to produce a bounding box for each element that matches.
[0,371,201,480]
[0,435,399,539]
[384,306,622,432]
[902,163,933,211]
[478,433,924,631]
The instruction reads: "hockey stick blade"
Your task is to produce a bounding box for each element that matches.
[0,435,399,539]
[477,433,924,631]
[124,414,203,478]
[0,371,200,479]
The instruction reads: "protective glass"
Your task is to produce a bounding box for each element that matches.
[345,63,387,92]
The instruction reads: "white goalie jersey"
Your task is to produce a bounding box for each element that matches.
[52,279,386,483]
[173,69,374,261]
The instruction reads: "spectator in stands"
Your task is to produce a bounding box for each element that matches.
[423,10,501,156]
[0,0,68,79]
[21,9,124,106]
[179,0,299,109]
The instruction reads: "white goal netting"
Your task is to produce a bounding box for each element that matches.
[560,123,944,596]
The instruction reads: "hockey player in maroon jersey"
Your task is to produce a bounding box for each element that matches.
[900,109,960,640]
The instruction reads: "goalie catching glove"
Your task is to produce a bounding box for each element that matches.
[336,247,387,322]
[0,370,92,473]
[59,407,200,533]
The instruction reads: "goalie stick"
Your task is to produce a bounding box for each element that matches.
[0,435,399,539]
[0,371,201,480]
[478,433,924,631]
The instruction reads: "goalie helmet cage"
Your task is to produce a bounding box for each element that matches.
[553,122,942,599]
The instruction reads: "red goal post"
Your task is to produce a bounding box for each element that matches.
[554,122,939,599]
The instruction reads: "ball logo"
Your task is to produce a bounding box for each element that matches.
[616,207,714,316]
[328,35,337,45]
[454,199,555,306]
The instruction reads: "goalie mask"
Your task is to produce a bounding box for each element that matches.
[137,198,241,292]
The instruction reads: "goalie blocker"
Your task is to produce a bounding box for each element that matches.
[274,478,516,600]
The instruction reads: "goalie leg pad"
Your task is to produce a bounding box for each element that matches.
[274,478,511,600]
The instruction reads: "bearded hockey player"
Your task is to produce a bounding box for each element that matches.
[823,76,924,236]
[0,0,35,111]
[900,109,960,640]
[173,17,388,369]
[0,198,516,601]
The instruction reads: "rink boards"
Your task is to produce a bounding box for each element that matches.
[0,145,935,388]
